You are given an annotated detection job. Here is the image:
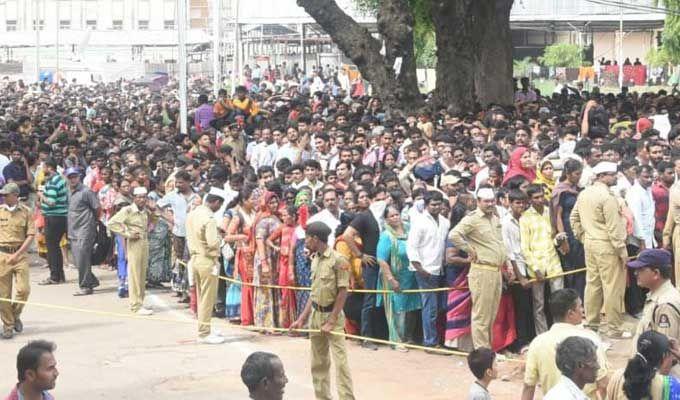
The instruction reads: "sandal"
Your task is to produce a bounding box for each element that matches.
[38,278,62,285]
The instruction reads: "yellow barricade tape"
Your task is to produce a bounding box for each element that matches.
[215,267,588,294]
[0,296,525,362]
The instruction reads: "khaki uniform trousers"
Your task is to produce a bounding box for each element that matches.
[584,240,626,333]
[673,226,680,285]
[0,253,29,332]
[468,264,502,349]
[310,309,355,400]
[127,238,149,312]
[191,255,218,338]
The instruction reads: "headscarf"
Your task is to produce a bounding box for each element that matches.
[534,159,556,201]
[294,189,312,229]
[549,180,580,229]
[502,146,536,185]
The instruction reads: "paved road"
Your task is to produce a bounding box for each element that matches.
[0,262,635,399]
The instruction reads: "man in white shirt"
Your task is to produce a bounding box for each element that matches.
[406,190,450,350]
[626,165,656,249]
[250,127,278,170]
[306,188,342,246]
[542,336,599,400]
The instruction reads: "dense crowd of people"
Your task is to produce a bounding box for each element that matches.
[5,64,680,398]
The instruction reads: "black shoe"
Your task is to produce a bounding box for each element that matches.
[14,318,22,333]
[361,340,378,350]
[178,295,190,304]
[73,288,94,296]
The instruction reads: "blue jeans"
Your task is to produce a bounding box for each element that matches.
[360,264,379,338]
[416,272,443,347]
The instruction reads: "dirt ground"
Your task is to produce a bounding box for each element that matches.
[0,260,638,399]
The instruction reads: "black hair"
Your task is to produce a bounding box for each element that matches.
[503,175,529,191]
[174,170,191,182]
[525,183,545,198]
[656,160,673,175]
[205,194,224,204]
[624,331,671,400]
[17,340,56,382]
[257,165,274,178]
[303,159,321,171]
[555,336,597,378]
[240,351,279,395]
[467,347,496,380]
[549,288,580,322]
[423,190,444,205]
[306,221,331,242]
[508,189,528,203]
[559,158,583,182]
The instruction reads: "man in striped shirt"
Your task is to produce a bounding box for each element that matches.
[39,158,68,285]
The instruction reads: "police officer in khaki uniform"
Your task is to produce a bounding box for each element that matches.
[186,188,225,345]
[290,222,355,400]
[0,183,36,339]
[662,180,680,284]
[449,187,508,349]
[628,249,680,377]
[571,161,630,338]
[107,186,153,316]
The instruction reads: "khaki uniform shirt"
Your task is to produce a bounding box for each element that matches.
[633,280,680,352]
[663,182,680,246]
[0,204,35,247]
[186,204,221,263]
[106,203,149,240]
[524,323,609,400]
[570,181,627,257]
[449,208,507,267]
[310,248,350,308]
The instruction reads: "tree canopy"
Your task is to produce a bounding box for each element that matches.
[296,0,515,115]
[539,43,583,68]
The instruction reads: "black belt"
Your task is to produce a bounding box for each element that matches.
[0,246,19,254]
[312,302,334,313]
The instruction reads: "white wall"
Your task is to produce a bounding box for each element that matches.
[593,31,655,64]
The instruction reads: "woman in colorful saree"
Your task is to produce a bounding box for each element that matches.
[375,205,421,351]
[607,330,680,400]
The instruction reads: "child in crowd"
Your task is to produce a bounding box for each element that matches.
[467,347,497,400]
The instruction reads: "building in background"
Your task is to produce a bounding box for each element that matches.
[0,0,668,83]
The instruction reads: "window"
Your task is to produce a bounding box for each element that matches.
[112,20,123,30]
[138,20,149,30]
[86,20,97,30]
[164,20,175,30]
[33,19,44,31]
[59,20,71,30]
[6,20,17,31]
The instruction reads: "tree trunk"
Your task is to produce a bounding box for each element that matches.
[475,0,514,107]
[430,0,478,115]
[297,0,424,115]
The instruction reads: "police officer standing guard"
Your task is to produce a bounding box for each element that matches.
[628,248,680,376]
[571,161,630,338]
[290,221,355,400]
[107,186,153,316]
[0,183,36,339]
[186,188,225,345]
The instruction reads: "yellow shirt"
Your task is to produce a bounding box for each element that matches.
[570,181,627,256]
[449,208,507,267]
[334,237,364,288]
[519,206,562,277]
[524,322,609,399]
[186,204,221,266]
[310,248,350,308]
[0,204,35,247]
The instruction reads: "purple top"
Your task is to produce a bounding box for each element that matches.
[195,103,214,131]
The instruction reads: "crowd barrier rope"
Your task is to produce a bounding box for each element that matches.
[0,296,525,361]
